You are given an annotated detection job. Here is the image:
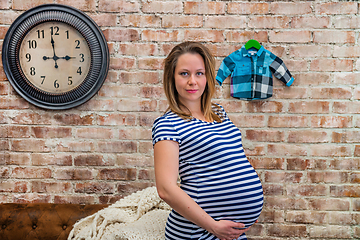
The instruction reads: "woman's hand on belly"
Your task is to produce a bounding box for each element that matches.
[211,219,256,240]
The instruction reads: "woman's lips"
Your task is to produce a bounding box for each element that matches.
[186,89,198,93]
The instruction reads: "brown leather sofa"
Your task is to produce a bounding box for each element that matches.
[0,203,108,240]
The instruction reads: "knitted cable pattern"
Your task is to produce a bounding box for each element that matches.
[68,186,171,240]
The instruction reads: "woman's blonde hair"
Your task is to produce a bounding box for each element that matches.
[163,41,222,122]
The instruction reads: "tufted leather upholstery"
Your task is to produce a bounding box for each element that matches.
[0,203,108,240]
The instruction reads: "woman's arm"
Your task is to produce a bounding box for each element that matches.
[154,140,252,240]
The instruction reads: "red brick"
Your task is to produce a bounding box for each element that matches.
[291,17,330,29]
[119,128,151,140]
[328,212,353,225]
[225,31,268,43]
[243,145,265,157]
[142,30,181,42]
[286,211,326,224]
[249,16,290,29]
[142,1,182,13]
[262,184,283,196]
[98,141,137,153]
[74,154,115,166]
[293,73,331,86]
[258,210,284,223]
[103,29,139,42]
[76,127,115,139]
[99,168,137,180]
[54,169,92,180]
[309,225,352,239]
[315,2,357,14]
[287,158,310,171]
[267,224,307,237]
[311,116,352,128]
[268,115,308,128]
[205,16,246,29]
[329,158,359,170]
[117,99,157,112]
[248,157,285,170]
[227,2,269,15]
[309,198,350,211]
[12,194,51,203]
[138,58,164,70]
[75,182,115,194]
[118,43,158,56]
[56,0,96,11]
[98,113,136,126]
[265,196,308,210]
[6,126,30,138]
[330,185,360,198]
[32,126,72,138]
[12,167,51,179]
[31,153,72,166]
[288,101,329,114]
[0,167,10,178]
[334,16,360,29]
[350,173,360,183]
[268,144,307,156]
[119,15,160,28]
[307,171,348,183]
[314,31,355,44]
[265,171,303,183]
[273,87,307,99]
[245,101,283,113]
[0,140,9,151]
[0,181,27,192]
[32,181,72,193]
[7,153,30,165]
[184,2,225,14]
[54,195,94,204]
[0,82,9,95]
[288,130,328,143]
[310,87,352,99]
[269,31,311,43]
[12,0,52,10]
[246,129,285,142]
[53,113,94,125]
[117,182,154,196]
[7,110,52,125]
[334,46,360,58]
[138,169,154,180]
[110,57,136,70]
[270,2,312,14]
[57,141,95,152]
[78,99,116,111]
[0,97,30,109]
[332,131,360,143]
[89,13,117,27]
[12,139,50,152]
[98,0,139,13]
[184,30,224,43]
[310,145,351,157]
[116,155,153,167]
[287,185,327,197]
[289,45,331,58]
[310,59,353,72]
[119,71,159,84]
[333,101,360,114]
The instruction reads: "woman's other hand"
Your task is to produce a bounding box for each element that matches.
[211,220,258,240]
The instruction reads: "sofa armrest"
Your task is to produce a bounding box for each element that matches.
[0,203,108,240]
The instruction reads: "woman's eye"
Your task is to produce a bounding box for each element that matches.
[180,72,188,76]
[197,72,204,76]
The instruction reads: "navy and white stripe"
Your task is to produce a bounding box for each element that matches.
[152,104,263,240]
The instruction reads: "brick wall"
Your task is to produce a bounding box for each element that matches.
[0,0,359,239]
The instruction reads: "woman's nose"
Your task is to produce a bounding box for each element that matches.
[187,75,196,84]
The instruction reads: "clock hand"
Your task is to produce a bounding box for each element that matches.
[50,35,59,69]
[59,55,75,60]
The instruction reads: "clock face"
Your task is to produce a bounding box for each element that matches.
[19,21,91,94]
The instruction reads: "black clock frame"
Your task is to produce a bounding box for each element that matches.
[2,4,109,110]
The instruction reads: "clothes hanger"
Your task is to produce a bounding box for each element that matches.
[245,39,261,50]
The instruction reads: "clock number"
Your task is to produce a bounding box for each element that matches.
[65,30,69,39]
[68,77,73,85]
[41,76,45,84]
[54,80,59,89]
[77,67,82,75]
[75,40,80,49]
[50,26,60,36]
[30,67,36,76]
[36,29,44,38]
[27,40,37,49]
[25,53,31,62]
[79,53,84,62]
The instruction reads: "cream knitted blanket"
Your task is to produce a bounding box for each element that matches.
[67,187,171,240]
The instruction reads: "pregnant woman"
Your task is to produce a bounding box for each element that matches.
[152,42,263,240]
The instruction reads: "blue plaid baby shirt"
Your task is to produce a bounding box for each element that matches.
[216,45,294,100]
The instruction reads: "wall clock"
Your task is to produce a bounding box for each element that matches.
[2,4,109,110]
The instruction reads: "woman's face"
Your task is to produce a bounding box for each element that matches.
[174,53,207,107]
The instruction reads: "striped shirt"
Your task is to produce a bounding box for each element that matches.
[152,104,263,240]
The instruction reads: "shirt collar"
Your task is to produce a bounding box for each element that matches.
[241,45,264,58]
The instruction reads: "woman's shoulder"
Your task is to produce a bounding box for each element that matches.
[212,103,227,119]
